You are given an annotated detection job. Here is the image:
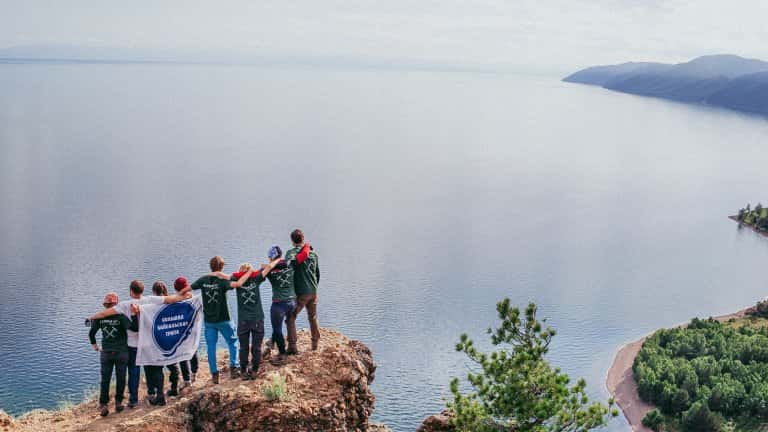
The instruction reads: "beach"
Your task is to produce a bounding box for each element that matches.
[605,307,753,431]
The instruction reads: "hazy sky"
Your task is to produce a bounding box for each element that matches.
[2,0,767,72]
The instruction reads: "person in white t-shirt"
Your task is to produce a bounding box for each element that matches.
[87,280,191,408]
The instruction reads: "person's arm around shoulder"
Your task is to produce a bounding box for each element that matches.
[260,258,282,277]
[89,301,130,321]
[230,269,255,289]
[162,291,192,304]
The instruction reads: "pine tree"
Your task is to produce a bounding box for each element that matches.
[448,299,617,432]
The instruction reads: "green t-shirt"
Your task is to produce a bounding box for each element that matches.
[267,261,296,302]
[233,273,266,321]
[88,315,136,352]
[191,275,232,323]
[286,246,320,296]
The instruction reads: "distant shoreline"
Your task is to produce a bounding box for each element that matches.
[606,307,753,432]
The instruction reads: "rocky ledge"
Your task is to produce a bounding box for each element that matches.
[2,328,389,432]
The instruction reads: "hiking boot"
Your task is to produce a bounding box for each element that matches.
[99,405,109,417]
[149,396,166,406]
[212,372,220,385]
[241,368,252,381]
[270,354,287,366]
[286,347,299,355]
[230,368,240,379]
[166,388,179,398]
[115,403,125,413]
[241,367,249,379]
[191,373,197,383]
[128,401,137,409]
[181,380,192,390]
[311,339,319,351]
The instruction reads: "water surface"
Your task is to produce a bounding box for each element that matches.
[1,63,768,431]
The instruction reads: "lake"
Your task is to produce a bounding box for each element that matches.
[1,62,768,431]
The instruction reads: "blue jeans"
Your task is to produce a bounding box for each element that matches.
[204,320,239,374]
[127,347,140,404]
[270,300,296,354]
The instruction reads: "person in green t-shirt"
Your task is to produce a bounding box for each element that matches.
[262,245,300,365]
[88,292,139,417]
[285,229,320,353]
[190,255,254,383]
[230,261,277,380]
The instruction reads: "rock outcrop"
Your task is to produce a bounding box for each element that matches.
[417,410,454,432]
[6,328,380,432]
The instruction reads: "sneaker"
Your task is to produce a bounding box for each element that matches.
[166,388,179,398]
[230,368,240,379]
[212,372,220,385]
[99,405,109,417]
[128,401,137,409]
[115,403,125,413]
[191,373,197,383]
[181,380,192,389]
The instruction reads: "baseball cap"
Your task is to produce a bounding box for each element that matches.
[103,292,119,305]
[268,245,282,260]
[174,276,188,292]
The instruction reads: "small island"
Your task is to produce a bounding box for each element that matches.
[608,302,768,432]
[730,203,768,236]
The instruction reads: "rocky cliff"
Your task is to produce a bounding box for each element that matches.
[2,329,388,432]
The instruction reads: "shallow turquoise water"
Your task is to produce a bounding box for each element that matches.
[1,63,768,431]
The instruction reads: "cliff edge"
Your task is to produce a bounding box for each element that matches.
[1,328,388,432]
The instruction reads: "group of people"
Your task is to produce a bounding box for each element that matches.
[86,229,320,417]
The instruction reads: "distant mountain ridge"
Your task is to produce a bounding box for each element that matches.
[563,54,768,115]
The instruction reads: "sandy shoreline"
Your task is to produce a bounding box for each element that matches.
[605,307,753,431]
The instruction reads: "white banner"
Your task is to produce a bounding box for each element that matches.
[136,296,203,366]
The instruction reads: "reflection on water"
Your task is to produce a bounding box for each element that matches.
[1,64,768,431]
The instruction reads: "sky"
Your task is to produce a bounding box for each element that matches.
[1,0,768,73]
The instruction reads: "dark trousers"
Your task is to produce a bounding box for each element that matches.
[270,300,295,354]
[145,363,180,395]
[287,294,320,351]
[99,351,129,405]
[237,320,265,371]
[127,347,140,404]
[179,353,199,382]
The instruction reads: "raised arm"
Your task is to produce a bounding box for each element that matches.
[260,258,282,277]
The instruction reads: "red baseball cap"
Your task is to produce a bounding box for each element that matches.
[174,277,188,292]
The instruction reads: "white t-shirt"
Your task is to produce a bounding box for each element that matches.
[114,296,165,348]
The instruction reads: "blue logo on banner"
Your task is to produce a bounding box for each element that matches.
[152,301,199,357]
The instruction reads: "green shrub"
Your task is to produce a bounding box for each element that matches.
[642,409,665,431]
[262,373,288,402]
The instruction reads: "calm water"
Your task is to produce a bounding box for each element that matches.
[1,63,768,431]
